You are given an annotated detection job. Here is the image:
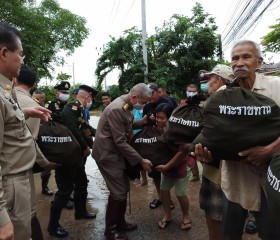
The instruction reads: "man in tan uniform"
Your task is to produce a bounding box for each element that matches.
[92,83,153,240]
[14,64,58,240]
[0,22,51,240]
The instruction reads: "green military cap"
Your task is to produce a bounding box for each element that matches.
[79,84,99,97]
[54,81,71,92]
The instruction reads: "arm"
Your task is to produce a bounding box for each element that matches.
[0,100,13,237]
[62,104,88,152]
[155,143,190,172]
[239,136,280,166]
[108,108,146,165]
[22,106,51,122]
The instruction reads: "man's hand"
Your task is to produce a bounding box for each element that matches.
[83,147,91,157]
[239,145,272,166]
[140,159,153,172]
[0,221,14,240]
[23,106,52,122]
[190,143,213,163]
[155,164,167,173]
[45,161,61,171]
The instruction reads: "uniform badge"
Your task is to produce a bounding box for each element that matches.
[55,103,60,110]
[72,105,78,111]
[123,103,129,111]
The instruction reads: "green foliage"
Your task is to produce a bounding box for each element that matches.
[56,72,72,81]
[261,19,280,53]
[0,0,89,81]
[95,2,220,99]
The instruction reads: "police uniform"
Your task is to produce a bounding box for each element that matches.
[41,81,71,197]
[47,85,97,237]
[92,95,142,239]
[46,81,71,122]
[0,74,37,240]
[62,85,98,219]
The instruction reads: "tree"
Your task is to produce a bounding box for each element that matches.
[95,27,145,91]
[261,19,280,53]
[95,3,220,99]
[0,0,89,81]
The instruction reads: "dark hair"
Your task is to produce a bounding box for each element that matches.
[33,89,45,95]
[155,103,174,119]
[102,92,110,97]
[186,83,198,89]
[17,65,37,87]
[0,22,21,51]
[158,85,166,90]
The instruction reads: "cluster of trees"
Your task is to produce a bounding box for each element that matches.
[96,3,221,99]
[1,1,279,105]
[0,0,89,80]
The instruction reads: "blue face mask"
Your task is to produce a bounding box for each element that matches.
[200,83,209,93]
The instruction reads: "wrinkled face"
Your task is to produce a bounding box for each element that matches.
[157,88,166,98]
[156,111,168,128]
[207,75,222,94]
[102,96,111,106]
[231,43,262,80]
[149,90,159,103]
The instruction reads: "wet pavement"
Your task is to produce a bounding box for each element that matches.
[34,116,260,240]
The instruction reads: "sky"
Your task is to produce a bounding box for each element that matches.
[52,0,280,88]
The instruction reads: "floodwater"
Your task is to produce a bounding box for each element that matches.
[34,116,260,240]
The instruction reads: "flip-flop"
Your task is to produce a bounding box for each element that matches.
[149,199,162,209]
[181,220,192,230]
[158,219,172,229]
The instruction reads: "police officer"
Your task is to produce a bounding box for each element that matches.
[92,83,153,240]
[42,81,72,200]
[47,85,98,238]
[0,22,51,240]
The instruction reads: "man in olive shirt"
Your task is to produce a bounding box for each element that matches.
[0,22,51,240]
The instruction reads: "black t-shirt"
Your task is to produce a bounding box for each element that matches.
[143,97,173,117]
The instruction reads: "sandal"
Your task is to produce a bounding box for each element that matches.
[181,220,192,230]
[149,199,162,209]
[158,219,172,229]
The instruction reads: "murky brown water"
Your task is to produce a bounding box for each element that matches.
[34,116,260,240]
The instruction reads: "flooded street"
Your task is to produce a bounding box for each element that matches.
[34,116,260,240]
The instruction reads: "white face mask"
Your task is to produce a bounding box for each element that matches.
[86,101,92,109]
[186,91,198,98]
[58,93,70,102]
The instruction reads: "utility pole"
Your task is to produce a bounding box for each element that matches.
[72,62,75,87]
[141,0,148,83]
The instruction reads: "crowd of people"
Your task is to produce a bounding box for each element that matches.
[1,20,280,240]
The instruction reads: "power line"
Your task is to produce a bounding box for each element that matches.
[120,0,137,27]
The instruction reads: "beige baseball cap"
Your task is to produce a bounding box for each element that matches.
[204,64,235,81]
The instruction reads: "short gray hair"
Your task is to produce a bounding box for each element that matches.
[231,40,262,58]
[129,83,152,98]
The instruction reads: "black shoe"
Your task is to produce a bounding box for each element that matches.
[42,187,54,196]
[64,200,74,210]
[75,211,96,220]
[48,225,68,238]
[245,220,258,234]
[149,199,162,209]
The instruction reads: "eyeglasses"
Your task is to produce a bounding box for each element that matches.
[5,47,25,62]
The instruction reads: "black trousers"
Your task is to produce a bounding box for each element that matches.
[53,164,88,209]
